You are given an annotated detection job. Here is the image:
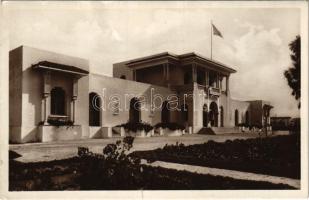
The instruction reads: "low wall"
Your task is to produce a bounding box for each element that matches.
[125,129,154,137]
[102,127,113,138]
[89,126,102,138]
[156,128,184,136]
[9,126,38,143]
[38,125,82,142]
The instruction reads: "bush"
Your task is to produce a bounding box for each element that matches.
[155,122,185,130]
[9,136,296,190]
[289,118,300,134]
[249,123,262,129]
[117,121,153,132]
[131,134,300,179]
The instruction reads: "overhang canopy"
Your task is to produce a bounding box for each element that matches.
[179,53,237,74]
[124,52,237,74]
[32,61,89,76]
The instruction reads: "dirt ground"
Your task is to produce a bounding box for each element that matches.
[10,132,286,163]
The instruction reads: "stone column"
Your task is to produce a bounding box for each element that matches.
[219,75,223,91]
[133,70,136,81]
[72,78,78,123]
[43,71,51,125]
[226,75,231,124]
[205,70,209,86]
[192,64,197,83]
[163,63,170,88]
[226,75,230,96]
[217,97,220,127]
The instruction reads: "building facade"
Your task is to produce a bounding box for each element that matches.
[9,46,273,143]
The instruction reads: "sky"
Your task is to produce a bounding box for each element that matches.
[2,1,303,117]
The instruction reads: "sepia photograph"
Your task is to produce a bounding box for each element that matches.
[0,1,308,199]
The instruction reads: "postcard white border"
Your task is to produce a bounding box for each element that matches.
[0,1,308,199]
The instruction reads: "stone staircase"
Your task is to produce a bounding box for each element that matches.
[197,127,241,135]
[197,128,216,135]
[211,127,241,134]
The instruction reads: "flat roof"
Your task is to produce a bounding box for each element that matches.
[124,52,236,73]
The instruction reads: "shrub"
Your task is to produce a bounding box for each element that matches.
[131,134,300,179]
[155,122,185,130]
[237,123,250,128]
[117,121,153,132]
[10,136,296,190]
[78,147,90,157]
[77,136,143,189]
[250,123,262,129]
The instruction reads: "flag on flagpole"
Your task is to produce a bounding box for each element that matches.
[212,23,223,38]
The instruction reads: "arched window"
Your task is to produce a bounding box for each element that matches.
[120,75,126,79]
[220,106,224,127]
[203,104,208,127]
[181,104,188,123]
[235,109,239,126]
[89,92,101,126]
[130,97,141,123]
[51,87,65,115]
[161,101,170,123]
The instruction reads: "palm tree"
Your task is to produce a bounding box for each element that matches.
[284,35,300,108]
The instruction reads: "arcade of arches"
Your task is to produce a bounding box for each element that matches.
[202,102,224,128]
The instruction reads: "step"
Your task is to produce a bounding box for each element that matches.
[211,127,241,134]
[197,128,216,135]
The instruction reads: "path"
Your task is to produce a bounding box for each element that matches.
[10,133,260,163]
[142,160,300,189]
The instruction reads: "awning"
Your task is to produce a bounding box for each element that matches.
[32,61,89,76]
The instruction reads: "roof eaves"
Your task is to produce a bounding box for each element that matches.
[32,61,89,75]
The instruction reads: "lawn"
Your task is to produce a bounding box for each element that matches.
[131,134,300,179]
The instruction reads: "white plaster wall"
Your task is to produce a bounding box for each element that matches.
[113,61,133,80]
[230,99,250,126]
[9,47,23,143]
[75,75,89,138]
[89,74,175,127]
[9,46,89,143]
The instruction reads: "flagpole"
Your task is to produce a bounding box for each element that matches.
[210,20,213,60]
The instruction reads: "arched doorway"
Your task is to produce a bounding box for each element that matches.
[220,106,224,127]
[235,109,239,126]
[51,87,65,115]
[203,104,208,127]
[245,110,249,126]
[130,97,141,123]
[209,102,218,127]
[161,101,170,123]
[181,104,188,124]
[89,92,101,126]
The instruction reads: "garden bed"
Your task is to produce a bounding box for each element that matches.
[155,122,185,136]
[9,136,296,190]
[9,156,295,190]
[115,122,153,137]
[131,134,300,179]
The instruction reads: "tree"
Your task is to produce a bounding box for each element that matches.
[284,35,301,108]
